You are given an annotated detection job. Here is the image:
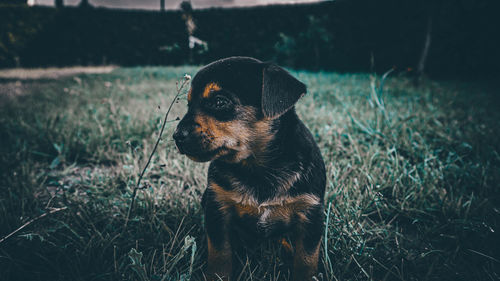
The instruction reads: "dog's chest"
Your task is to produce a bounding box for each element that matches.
[211,183,318,236]
[231,197,295,237]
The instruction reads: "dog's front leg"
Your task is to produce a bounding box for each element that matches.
[292,237,320,281]
[292,205,324,281]
[206,234,232,281]
[204,190,232,281]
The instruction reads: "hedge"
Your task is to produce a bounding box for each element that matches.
[1,0,499,78]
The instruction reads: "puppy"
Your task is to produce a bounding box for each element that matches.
[173,57,326,281]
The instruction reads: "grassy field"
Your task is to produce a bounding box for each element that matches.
[0,66,499,281]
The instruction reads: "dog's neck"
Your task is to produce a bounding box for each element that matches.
[212,109,306,200]
[263,109,301,163]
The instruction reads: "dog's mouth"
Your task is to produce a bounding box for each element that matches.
[175,143,226,162]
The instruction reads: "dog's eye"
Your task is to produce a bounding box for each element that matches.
[211,96,231,109]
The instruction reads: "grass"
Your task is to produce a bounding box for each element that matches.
[0,66,499,281]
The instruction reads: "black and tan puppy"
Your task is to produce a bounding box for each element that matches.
[173,57,326,281]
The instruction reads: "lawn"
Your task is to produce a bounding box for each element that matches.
[0,66,499,281]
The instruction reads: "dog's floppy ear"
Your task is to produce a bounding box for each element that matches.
[261,63,307,118]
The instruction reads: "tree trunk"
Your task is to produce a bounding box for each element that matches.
[160,0,165,12]
[414,16,432,86]
[79,0,90,8]
[55,0,63,8]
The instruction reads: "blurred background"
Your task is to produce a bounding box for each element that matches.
[2,0,499,78]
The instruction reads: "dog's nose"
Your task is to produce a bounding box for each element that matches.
[173,128,190,143]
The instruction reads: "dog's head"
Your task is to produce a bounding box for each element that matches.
[173,57,306,163]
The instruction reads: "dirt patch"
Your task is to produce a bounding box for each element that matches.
[0,66,116,80]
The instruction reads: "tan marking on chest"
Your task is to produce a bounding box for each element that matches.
[210,183,320,223]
